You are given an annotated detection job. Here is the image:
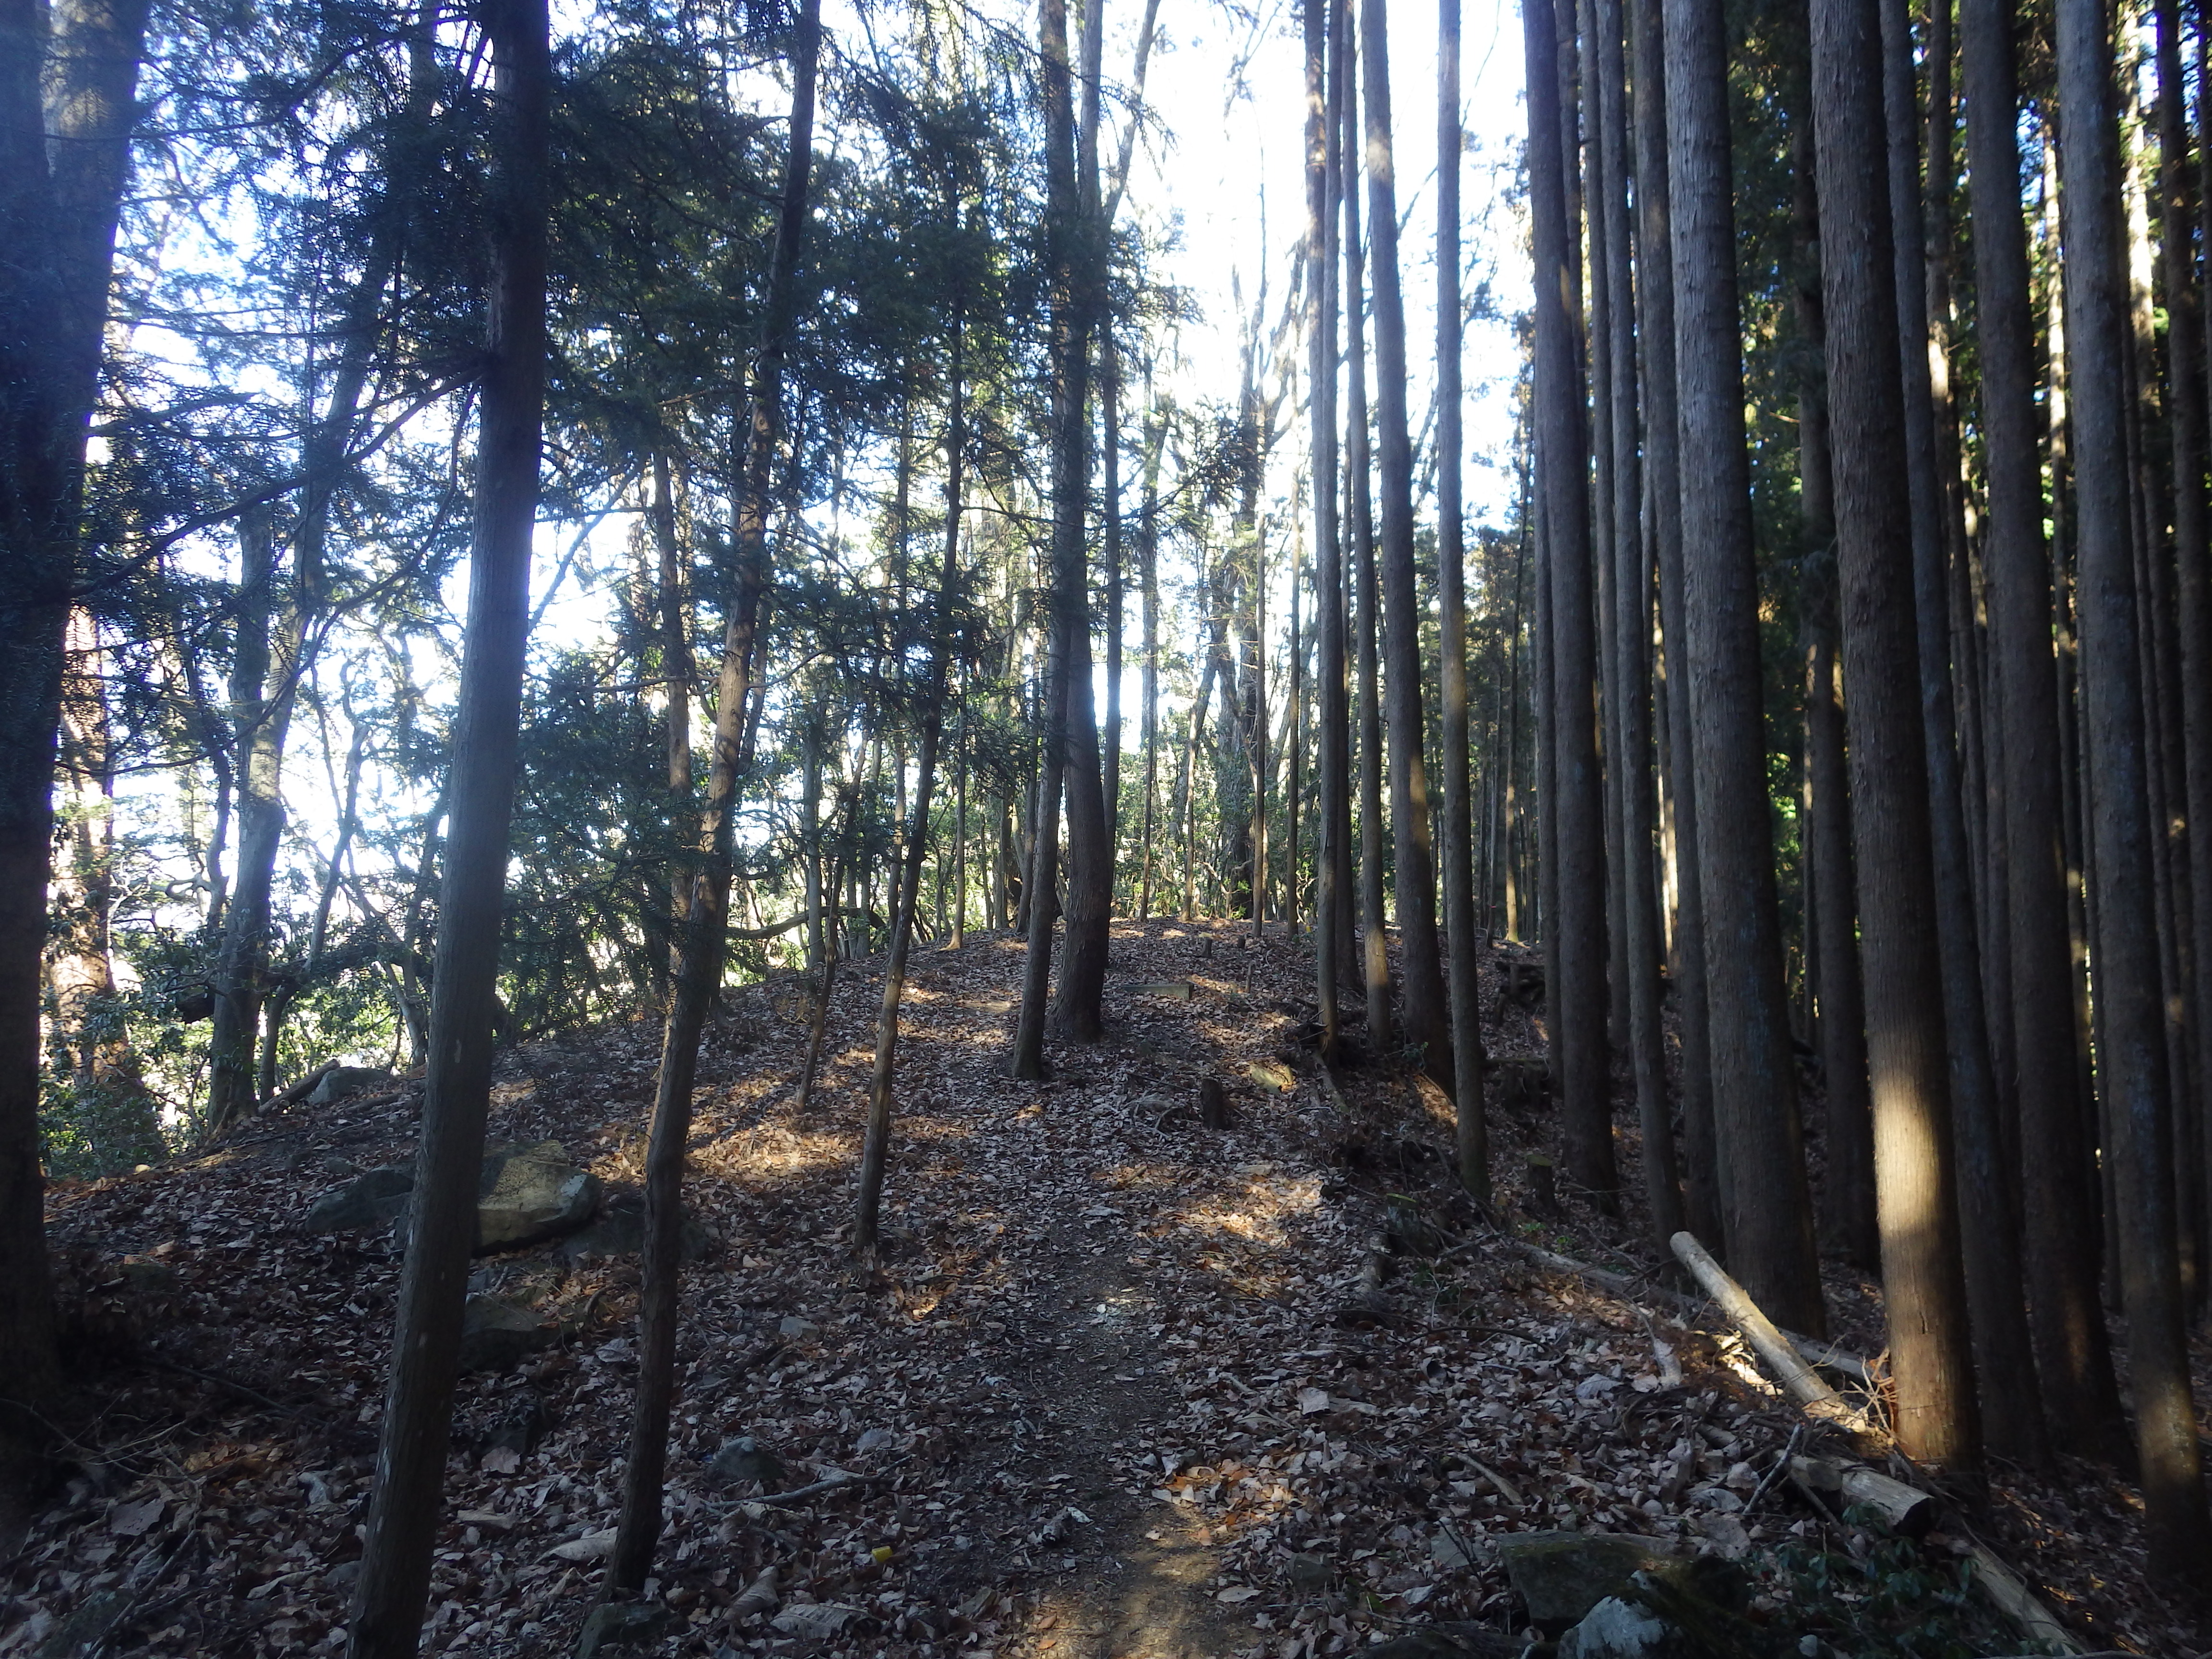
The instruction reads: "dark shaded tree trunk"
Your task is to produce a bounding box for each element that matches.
[1523,0,1611,1209]
[2055,0,2212,1572]
[0,0,150,1434]
[1596,0,1673,1241]
[345,0,549,1645]
[1632,0,1721,1247]
[855,304,965,1255]
[1962,0,2125,1457]
[1882,0,2044,1464]
[1809,0,1980,1467]
[604,0,817,1596]
[1663,0,1824,1330]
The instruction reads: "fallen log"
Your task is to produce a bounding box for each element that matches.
[1491,1234,1875,1388]
[1671,1232,2079,1656]
[1669,1231,1870,1433]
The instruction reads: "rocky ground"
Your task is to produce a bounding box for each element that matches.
[5,918,2210,1658]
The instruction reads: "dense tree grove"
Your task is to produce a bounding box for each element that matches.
[13,0,2212,1637]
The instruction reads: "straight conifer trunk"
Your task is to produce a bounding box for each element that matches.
[1436,0,1487,1194]
[1662,0,1823,1330]
[346,0,549,1644]
[854,310,965,1254]
[1342,12,1394,1055]
[1524,0,1611,1208]
[607,0,818,1593]
[1306,0,1349,1055]
[1961,0,2122,1455]
[1881,0,2043,1464]
[1807,0,1979,1466]
[2055,0,2212,1573]
[1596,0,1673,1239]
[0,0,149,1418]
[1631,0,1722,1245]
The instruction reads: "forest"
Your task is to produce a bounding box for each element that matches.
[8,0,2212,1644]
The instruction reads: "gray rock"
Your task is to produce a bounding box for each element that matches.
[304,1164,416,1234]
[309,1066,394,1106]
[304,1141,601,1252]
[705,1435,786,1489]
[1498,1531,1677,1633]
[457,1294,556,1373]
[477,1141,601,1250]
[559,1190,710,1262]
[1558,1598,1671,1659]
[576,1601,673,1659]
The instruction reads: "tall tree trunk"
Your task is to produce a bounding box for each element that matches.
[1633,0,1721,1245]
[2056,0,2212,1572]
[1962,0,2125,1455]
[1884,0,2044,1463]
[1012,0,1091,1070]
[1525,0,1612,1209]
[1663,0,1823,1329]
[208,503,301,1134]
[1788,103,1877,1268]
[1361,0,1452,1092]
[1809,0,1980,1466]
[0,0,151,1415]
[345,0,548,1643]
[1433,0,1486,1194]
[855,304,965,1255]
[654,449,695,984]
[1343,15,1393,1055]
[1596,0,1672,1238]
[1437,0,1488,1194]
[605,0,817,1595]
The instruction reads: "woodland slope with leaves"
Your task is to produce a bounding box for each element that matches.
[11,923,2210,1659]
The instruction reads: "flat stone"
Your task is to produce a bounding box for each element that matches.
[576,1600,673,1659]
[457,1294,556,1373]
[308,1066,393,1106]
[1132,980,1194,1000]
[559,1190,709,1262]
[1498,1531,1678,1632]
[477,1141,601,1250]
[304,1164,416,1234]
[705,1435,786,1489]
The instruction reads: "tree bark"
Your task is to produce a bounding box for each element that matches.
[1526,0,1613,1210]
[1962,0,2125,1456]
[2055,0,2212,1571]
[1663,0,1824,1330]
[1632,0,1720,1247]
[1437,0,1488,1197]
[345,0,548,1644]
[1883,0,2044,1464]
[604,0,817,1596]
[855,302,965,1255]
[1808,0,1980,1466]
[1342,12,1393,1055]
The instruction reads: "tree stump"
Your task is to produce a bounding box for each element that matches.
[1198,1076,1231,1129]
[1527,1154,1560,1217]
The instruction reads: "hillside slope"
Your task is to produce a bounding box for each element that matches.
[4,920,2201,1657]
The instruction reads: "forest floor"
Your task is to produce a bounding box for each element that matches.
[7,918,2212,1658]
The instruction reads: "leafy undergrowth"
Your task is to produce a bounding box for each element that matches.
[5,920,2207,1657]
